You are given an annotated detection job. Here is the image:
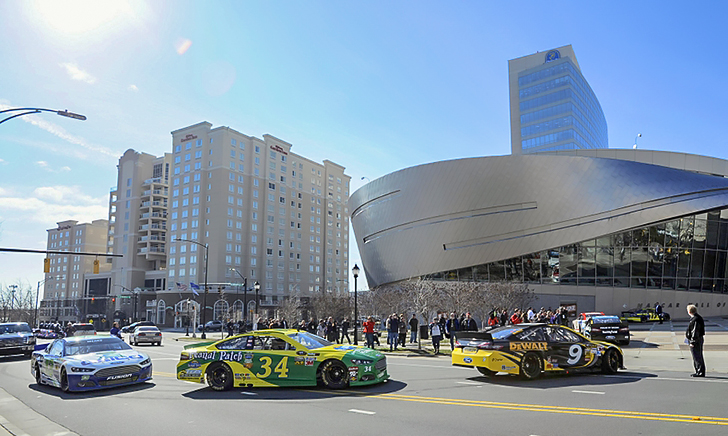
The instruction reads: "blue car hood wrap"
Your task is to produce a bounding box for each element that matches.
[68,350,148,366]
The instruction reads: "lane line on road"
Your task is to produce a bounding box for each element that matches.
[349,409,376,415]
[456,381,483,386]
[571,390,605,395]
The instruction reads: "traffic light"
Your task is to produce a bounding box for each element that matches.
[93,259,100,274]
[44,258,50,273]
[112,297,116,303]
[91,297,95,302]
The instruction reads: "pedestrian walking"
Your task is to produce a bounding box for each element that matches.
[341,318,351,344]
[655,302,664,324]
[409,314,419,343]
[685,304,706,377]
[461,313,478,331]
[446,312,460,351]
[429,317,443,354]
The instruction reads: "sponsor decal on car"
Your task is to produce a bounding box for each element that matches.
[182,369,202,377]
[348,366,359,381]
[191,351,247,362]
[501,365,516,371]
[188,360,201,368]
[509,342,548,351]
[305,357,315,366]
[107,373,133,380]
[294,357,305,365]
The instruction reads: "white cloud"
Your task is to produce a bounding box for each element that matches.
[128,84,139,92]
[59,62,97,84]
[35,161,71,173]
[0,185,108,226]
[0,158,5,164]
[176,38,192,55]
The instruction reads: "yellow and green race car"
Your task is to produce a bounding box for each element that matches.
[452,323,623,380]
[177,329,388,391]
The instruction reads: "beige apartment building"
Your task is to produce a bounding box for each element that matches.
[62,121,351,328]
[39,219,110,323]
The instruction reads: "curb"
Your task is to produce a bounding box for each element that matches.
[0,387,78,436]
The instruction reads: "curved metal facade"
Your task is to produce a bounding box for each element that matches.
[350,154,728,289]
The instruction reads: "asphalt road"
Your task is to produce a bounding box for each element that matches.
[2,331,728,436]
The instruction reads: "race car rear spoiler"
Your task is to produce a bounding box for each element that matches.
[454,331,493,342]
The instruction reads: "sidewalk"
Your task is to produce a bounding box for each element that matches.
[0,387,78,436]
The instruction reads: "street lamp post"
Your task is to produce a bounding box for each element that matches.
[0,107,86,125]
[254,281,260,317]
[175,238,209,339]
[35,276,57,328]
[352,264,360,345]
[633,133,642,149]
[230,268,249,327]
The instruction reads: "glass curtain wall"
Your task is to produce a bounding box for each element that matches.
[427,208,728,293]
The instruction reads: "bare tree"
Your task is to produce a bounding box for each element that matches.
[308,291,351,322]
[0,281,36,324]
[278,296,302,325]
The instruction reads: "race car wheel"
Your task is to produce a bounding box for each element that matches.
[207,363,234,391]
[476,367,496,377]
[520,352,542,380]
[601,348,620,374]
[60,368,70,392]
[35,364,42,385]
[320,360,349,389]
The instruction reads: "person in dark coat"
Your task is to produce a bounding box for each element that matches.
[655,302,663,324]
[461,313,478,331]
[445,312,460,351]
[685,304,706,377]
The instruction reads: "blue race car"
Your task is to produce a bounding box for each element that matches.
[31,336,152,392]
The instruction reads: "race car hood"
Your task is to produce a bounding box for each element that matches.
[64,350,149,365]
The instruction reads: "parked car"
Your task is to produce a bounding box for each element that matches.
[583,315,631,346]
[0,322,36,358]
[621,308,670,323]
[198,320,223,332]
[131,326,163,346]
[68,323,96,337]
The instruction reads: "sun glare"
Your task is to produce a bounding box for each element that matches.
[31,0,140,35]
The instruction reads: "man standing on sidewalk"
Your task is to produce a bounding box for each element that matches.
[409,314,419,343]
[655,302,664,324]
[685,304,706,377]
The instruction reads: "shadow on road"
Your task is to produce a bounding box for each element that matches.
[0,355,32,364]
[463,371,654,389]
[622,339,659,348]
[182,379,407,400]
[27,381,156,399]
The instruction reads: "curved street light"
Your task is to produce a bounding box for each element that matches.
[174,238,209,338]
[0,107,86,125]
[35,276,59,328]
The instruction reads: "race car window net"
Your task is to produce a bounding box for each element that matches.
[287,332,332,349]
[65,338,131,356]
[515,328,546,342]
[489,327,522,340]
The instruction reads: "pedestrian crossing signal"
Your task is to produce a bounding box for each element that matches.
[44,258,50,273]
[93,259,100,274]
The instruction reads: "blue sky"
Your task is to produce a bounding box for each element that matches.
[1,0,727,293]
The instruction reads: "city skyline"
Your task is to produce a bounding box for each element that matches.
[2,1,728,294]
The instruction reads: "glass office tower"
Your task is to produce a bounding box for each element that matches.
[509,45,608,154]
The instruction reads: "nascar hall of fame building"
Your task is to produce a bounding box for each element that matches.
[350,46,728,318]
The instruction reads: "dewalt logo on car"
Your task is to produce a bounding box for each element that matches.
[509,342,548,351]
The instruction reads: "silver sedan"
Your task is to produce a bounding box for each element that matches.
[130,327,162,346]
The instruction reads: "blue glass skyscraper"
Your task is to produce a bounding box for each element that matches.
[509,45,608,154]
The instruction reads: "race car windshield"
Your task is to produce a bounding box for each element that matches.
[0,324,32,334]
[287,332,332,349]
[592,316,621,324]
[65,338,132,356]
[489,327,523,340]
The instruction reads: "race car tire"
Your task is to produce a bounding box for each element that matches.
[476,366,496,377]
[520,352,542,380]
[664,313,671,321]
[320,360,349,389]
[60,368,70,392]
[35,364,42,385]
[206,362,234,391]
[601,348,620,374]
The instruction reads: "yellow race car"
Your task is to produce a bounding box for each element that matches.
[177,329,388,391]
[452,323,623,380]
[620,308,670,323]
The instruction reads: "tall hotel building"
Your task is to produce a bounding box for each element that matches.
[97,122,350,326]
[509,44,608,154]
